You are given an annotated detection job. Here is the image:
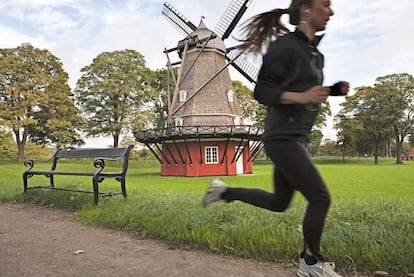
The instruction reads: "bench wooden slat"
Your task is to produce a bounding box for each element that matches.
[54,147,130,159]
[27,171,96,176]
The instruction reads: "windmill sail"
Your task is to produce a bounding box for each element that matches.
[227,49,259,83]
[163,1,258,83]
[214,0,252,40]
[214,0,257,83]
[162,2,197,37]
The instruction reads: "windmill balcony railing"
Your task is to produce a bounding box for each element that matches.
[134,125,263,141]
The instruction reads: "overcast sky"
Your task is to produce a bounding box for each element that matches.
[1,0,414,147]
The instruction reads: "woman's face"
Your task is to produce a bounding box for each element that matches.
[308,0,334,31]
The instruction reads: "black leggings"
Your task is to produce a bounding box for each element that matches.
[221,140,331,261]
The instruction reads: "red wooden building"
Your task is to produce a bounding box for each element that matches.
[401,146,414,161]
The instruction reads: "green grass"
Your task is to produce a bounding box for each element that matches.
[1,158,413,276]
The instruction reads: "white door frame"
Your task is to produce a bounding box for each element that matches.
[235,147,244,175]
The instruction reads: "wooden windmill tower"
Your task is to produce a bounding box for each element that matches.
[134,0,263,177]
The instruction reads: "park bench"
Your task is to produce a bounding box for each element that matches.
[23,145,134,205]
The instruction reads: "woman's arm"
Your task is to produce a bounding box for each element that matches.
[280,86,329,104]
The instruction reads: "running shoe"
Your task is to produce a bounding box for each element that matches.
[297,258,343,277]
[201,178,227,207]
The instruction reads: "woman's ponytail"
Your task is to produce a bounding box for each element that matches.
[237,8,289,54]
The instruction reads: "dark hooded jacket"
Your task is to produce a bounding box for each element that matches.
[254,29,324,142]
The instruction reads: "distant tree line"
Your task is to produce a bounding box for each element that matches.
[1,43,413,163]
[320,73,414,164]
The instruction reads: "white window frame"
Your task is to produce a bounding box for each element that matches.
[227,89,234,102]
[205,146,218,164]
[175,117,183,127]
[179,90,187,102]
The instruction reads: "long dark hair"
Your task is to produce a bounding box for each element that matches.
[238,0,314,54]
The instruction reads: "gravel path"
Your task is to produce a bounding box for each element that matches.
[0,203,298,277]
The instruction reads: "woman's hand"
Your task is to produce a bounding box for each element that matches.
[302,86,329,104]
[329,81,350,96]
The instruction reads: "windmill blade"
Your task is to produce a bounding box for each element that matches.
[214,0,252,40]
[227,49,259,84]
[162,2,197,37]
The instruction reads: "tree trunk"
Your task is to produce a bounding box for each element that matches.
[14,128,28,161]
[17,142,25,161]
[396,139,403,164]
[342,143,345,161]
[374,142,379,164]
[386,139,392,158]
[113,134,119,148]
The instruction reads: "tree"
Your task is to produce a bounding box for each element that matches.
[373,73,414,164]
[309,100,331,155]
[315,100,332,129]
[336,87,375,158]
[232,81,266,126]
[319,139,341,157]
[0,43,84,160]
[74,49,155,148]
[148,68,179,129]
[0,129,17,160]
[338,86,395,164]
[409,134,414,146]
[335,111,365,159]
[358,87,395,164]
[308,129,323,156]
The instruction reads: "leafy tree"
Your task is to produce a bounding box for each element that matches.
[147,68,179,129]
[337,86,396,164]
[232,81,266,126]
[336,87,374,158]
[0,43,84,161]
[319,139,341,157]
[373,73,414,164]
[335,112,365,159]
[74,49,155,148]
[306,99,332,154]
[0,129,17,159]
[308,129,323,156]
[357,86,395,164]
[24,143,54,160]
[130,109,156,134]
[315,100,332,129]
[409,134,414,146]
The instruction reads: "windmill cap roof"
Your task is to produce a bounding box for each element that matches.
[186,18,226,53]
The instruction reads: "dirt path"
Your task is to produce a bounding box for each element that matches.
[0,203,297,277]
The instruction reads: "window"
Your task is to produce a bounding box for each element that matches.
[175,117,183,127]
[179,90,187,102]
[227,90,234,102]
[205,146,218,164]
[234,116,240,126]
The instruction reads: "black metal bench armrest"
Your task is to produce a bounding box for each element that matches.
[93,158,106,170]
[93,155,126,169]
[23,148,61,170]
[23,159,46,170]
[95,155,125,162]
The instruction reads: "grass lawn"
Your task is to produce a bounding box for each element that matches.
[0,158,413,276]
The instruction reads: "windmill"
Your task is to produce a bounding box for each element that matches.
[134,0,264,177]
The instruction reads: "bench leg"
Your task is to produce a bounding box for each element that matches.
[121,178,127,198]
[23,173,28,193]
[49,175,55,188]
[93,177,99,206]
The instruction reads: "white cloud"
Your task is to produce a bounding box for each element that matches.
[1,0,414,144]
